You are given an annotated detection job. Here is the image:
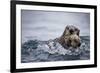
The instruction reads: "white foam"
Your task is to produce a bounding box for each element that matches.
[37,40,84,55]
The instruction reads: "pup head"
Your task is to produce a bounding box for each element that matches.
[60,25,81,48]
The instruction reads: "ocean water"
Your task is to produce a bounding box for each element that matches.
[21,36,90,63]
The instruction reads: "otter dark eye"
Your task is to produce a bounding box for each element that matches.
[69,29,74,34]
[77,32,79,35]
[75,28,78,31]
[66,27,69,30]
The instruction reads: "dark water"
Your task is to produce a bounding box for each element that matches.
[21,36,90,63]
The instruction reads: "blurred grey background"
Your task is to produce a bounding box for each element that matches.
[21,10,90,43]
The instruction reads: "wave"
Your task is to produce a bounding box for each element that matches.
[21,36,90,63]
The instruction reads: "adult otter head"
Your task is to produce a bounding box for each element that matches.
[58,25,81,49]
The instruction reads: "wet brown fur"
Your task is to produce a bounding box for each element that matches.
[57,25,81,49]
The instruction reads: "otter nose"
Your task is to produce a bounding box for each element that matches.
[69,29,74,34]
